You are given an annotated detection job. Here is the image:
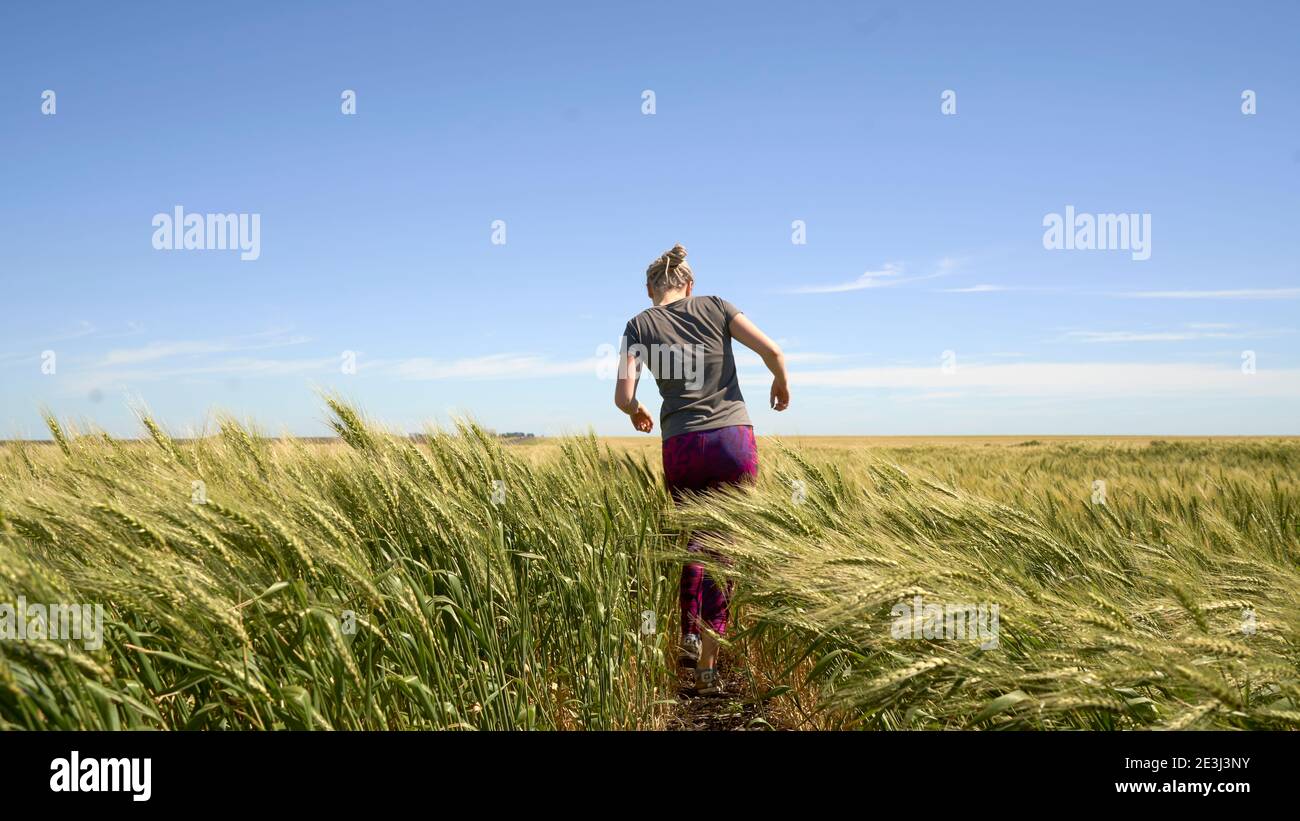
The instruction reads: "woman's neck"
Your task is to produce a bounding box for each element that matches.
[653,289,689,307]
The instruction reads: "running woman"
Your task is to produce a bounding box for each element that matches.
[614,243,789,695]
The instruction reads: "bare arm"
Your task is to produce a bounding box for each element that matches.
[730,313,790,411]
[613,353,654,432]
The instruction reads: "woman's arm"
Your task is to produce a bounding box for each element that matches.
[614,352,655,432]
[730,313,790,411]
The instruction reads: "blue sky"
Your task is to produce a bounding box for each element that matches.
[2,0,1297,437]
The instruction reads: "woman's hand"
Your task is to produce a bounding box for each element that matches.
[770,378,790,411]
[630,403,655,433]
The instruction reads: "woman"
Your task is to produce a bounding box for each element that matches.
[614,243,789,695]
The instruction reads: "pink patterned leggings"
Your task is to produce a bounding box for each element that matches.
[662,425,758,637]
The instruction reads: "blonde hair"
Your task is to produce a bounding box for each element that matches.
[645,244,694,294]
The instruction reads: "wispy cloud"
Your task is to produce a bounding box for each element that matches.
[1,322,145,369]
[738,361,1300,398]
[1113,288,1300,300]
[46,329,318,391]
[66,345,606,391]
[733,351,845,368]
[48,321,98,343]
[65,356,338,391]
[384,349,846,382]
[97,321,147,340]
[384,353,596,381]
[1057,324,1291,344]
[1062,330,1238,344]
[788,258,957,294]
[98,330,308,366]
[2,321,96,355]
[894,391,965,402]
[939,283,1008,293]
[1060,329,1222,342]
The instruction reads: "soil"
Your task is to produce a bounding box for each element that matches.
[667,651,780,731]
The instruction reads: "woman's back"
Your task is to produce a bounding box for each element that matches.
[622,295,751,439]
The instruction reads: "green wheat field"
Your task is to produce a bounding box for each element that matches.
[1,399,1297,730]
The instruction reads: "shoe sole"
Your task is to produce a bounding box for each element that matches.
[679,687,724,699]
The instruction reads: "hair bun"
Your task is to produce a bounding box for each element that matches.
[645,243,695,293]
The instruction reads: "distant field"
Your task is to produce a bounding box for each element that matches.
[599,434,1300,450]
[1,410,1297,730]
[587,434,1300,468]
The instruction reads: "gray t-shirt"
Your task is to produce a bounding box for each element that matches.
[622,295,752,440]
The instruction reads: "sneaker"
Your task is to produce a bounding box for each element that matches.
[678,634,701,666]
[693,667,722,696]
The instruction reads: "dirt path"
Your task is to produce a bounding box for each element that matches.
[667,652,779,731]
